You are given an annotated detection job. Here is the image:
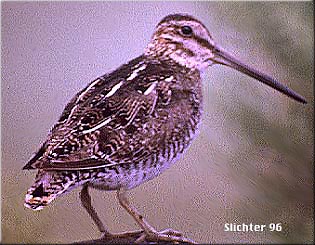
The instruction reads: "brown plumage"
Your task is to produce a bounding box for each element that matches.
[23,14,306,243]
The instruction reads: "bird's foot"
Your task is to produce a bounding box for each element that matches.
[135,228,196,244]
[101,230,144,239]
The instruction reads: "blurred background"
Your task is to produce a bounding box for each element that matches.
[1,1,313,244]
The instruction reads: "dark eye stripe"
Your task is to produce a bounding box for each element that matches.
[157,24,212,51]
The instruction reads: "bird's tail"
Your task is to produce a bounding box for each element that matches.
[24,170,77,210]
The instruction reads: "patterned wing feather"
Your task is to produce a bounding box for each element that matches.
[23,55,163,170]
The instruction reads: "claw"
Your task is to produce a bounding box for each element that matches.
[103,230,144,239]
[160,228,183,237]
[134,228,196,244]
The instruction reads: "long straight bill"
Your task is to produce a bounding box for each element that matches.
[212,46,307,104]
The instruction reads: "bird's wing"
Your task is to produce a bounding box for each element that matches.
[23,57,171,170]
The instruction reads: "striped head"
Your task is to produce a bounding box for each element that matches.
[145,14,216,72]
[145,14,307,103]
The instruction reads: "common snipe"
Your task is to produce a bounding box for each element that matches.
[23,14,307,243]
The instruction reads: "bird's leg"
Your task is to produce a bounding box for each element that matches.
[117,189,157,234]
[80,185,143,240]
[117,189,196,244]
[80,185,111,236]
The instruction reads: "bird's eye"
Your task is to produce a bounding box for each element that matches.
[181,26,193,36]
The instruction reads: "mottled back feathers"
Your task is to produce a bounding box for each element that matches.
[23,55,202,171]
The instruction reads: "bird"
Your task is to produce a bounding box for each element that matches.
[23,13,307,244]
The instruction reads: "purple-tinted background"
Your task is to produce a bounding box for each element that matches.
[1,1,313,244]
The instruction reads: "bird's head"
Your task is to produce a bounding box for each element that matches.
[145,14,216,71]
[145,14,307,104]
